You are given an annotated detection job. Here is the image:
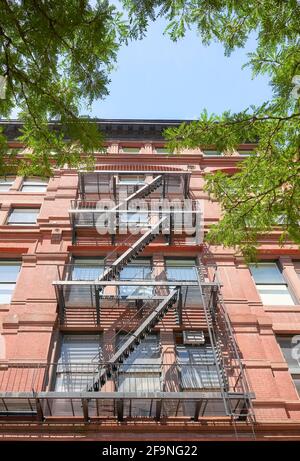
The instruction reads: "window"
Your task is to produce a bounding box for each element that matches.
[119,211,149,225]
[121,147,140,153]
[249,262,295,306]
[176,342,221,390]
[202,150,223,156]
[55,334,103,392]
[0,261,20,303]
[238,150,255,157]
[165,258,199,303]
[65,258,104,307]
[117,175,145,185]
[156,147,170,154]
[293,261,300,279]
[119,259,153,298]
[117,333,161,393]
[0,177,15,192]
[7,208,40,225]
[277,336,300,397]
[71,257,104,280]
[21,177,48,192]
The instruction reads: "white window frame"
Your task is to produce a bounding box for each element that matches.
[55,334,103,392]
[119,259,153,298]
[21,177,48,192]
[0,260,21,304]
[117,334,161,394]
[7,208,40,225]
[277,336,300,397]
[249,262,295,306]
[202,150,223,156]
[117,174,145,186]
[0,177,15,192]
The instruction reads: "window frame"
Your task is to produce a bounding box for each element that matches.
[0,176,15,192]
[21,177,48,192]
[54,333,103,392]
[0,260,21,304]
[277,335,300,397]
[249,261,296,306]
[7,207,40,225]
[202,150,223,156]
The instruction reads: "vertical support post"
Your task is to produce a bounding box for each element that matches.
[113,175,117,202]
[155,399,162,421]
[82,398,90,422]
[177,287,183,325]
[162,176,166,198]
[168,208,173,245]
[116,399,124,421]
[95,287,100,326]
[35,397,44,422]
[80,173,85,200]
[57,286,65,326]
[194,400,202,421]
[184,175,189,198]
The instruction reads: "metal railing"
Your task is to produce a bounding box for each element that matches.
[0,361,225,394]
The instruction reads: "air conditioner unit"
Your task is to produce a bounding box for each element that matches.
[183,330,205,345]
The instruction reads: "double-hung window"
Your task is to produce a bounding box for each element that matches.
[7,208,40,225]
[117,175,145,185]
[21,177,48,192]
[121,147,140,154]
[55,334,103,392]
[249,262,295,306]
[0,177,15,192]
[176,343,221,390]
[0,261,21,303]
[65,258,104,308]
[277,336,300,396]
[117,333,161,393]
[202,150,223,156]
[165,259,199,304]
[119,259,153,298]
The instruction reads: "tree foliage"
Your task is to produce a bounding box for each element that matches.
[0,0,126,176]
[124,0,300,259]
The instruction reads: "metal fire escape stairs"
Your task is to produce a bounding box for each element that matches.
[86,174,181,391]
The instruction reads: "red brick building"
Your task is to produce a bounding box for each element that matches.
[0,119,300,441]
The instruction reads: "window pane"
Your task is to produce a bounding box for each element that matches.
[0,184,11,191]
[277,337,300,373]
[118,373,161,392]
[257,285,294,305]
[292,375,300,396]
[72,258,104,280]
[21,178,48,192]
[176,345,220,389]
[118,175,145,185]
[117,334,160,371]
[0,284,15,303]
[55,335,103,391]
[122,147,140,153]
[119,212,148,224]
[8,209,39,224]
[249,263,285,284]
[203,150,223,156]
[156,148,169,154]
[119,261,153,298]
[0,177,14,191]
[21,185,47,192]
[239,150,254,156]
[0,262,20,282]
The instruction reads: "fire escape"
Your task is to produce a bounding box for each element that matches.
[0,169,255,433]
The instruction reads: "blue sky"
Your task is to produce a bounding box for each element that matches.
[89,16,273,120]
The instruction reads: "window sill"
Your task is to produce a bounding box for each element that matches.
[263,305,300,312]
